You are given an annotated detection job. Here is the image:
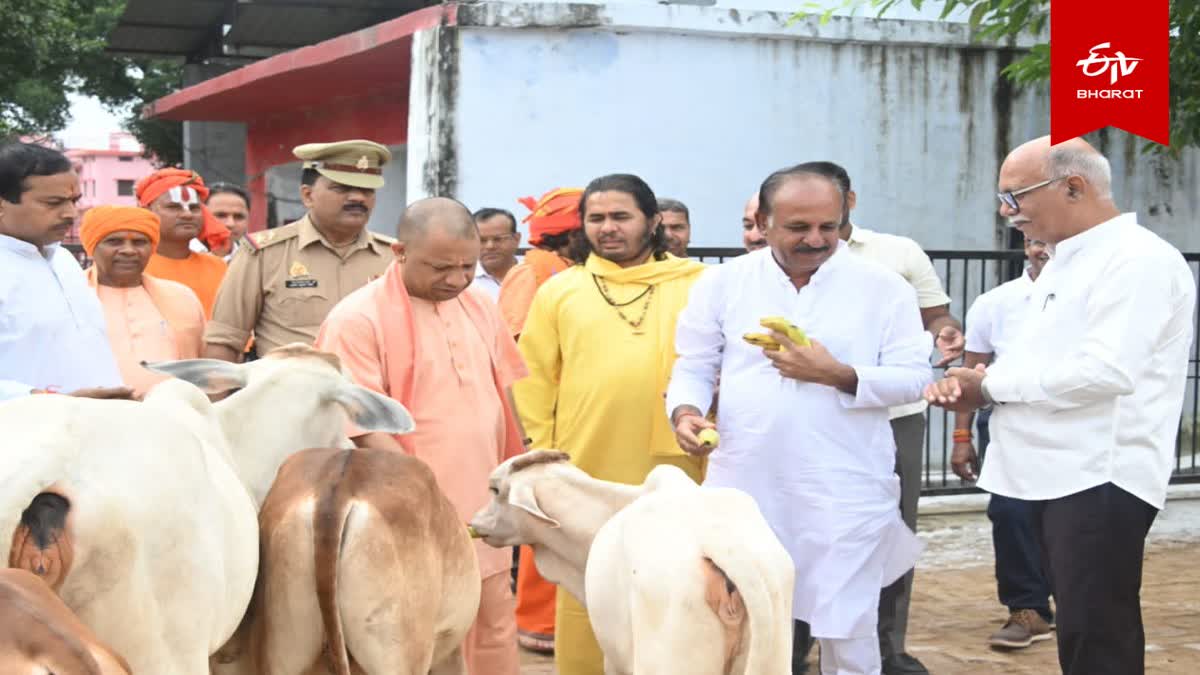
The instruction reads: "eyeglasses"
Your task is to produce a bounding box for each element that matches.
[997,176,1067,214]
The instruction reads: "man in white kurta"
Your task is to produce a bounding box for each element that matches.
[667,166,932,675]
[0,142,125,401]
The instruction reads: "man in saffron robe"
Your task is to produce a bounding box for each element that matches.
[315,196,527,675]
[79,206,206,396]
[512,174,708,675]
[496,186,585,655]
[136,168,229,317]
[497,187,586,339]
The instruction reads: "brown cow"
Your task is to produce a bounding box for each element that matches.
[0,568,132,674]
[211,447,481,675]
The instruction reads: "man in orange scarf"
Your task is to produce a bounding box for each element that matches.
[79,206,206,396]
[136,168,229,317]
[316,196,528,675]
[498,188,586,339]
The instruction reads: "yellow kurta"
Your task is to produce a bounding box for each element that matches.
[513,252,708,675]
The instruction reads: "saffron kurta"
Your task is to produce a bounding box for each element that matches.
[513,253,707,675]
[666,244,931,641]
[315,262,527,675]
[90,272,206,396]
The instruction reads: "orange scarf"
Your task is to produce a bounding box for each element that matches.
[374,262,526,459]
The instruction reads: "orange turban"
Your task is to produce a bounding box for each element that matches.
[518,187,584,246]
[135,168,231,251]
[79,206,161,256]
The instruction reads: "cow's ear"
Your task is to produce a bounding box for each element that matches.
[142,358,247,393]
[509,481,559,527]
[329,384,415,435]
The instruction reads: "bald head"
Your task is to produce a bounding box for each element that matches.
[396,196,478,243]
[998,135,1119,244]
[1004,135,1112,200]
[742,191,766,251]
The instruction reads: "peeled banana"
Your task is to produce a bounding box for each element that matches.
[697,428,720,449]
[758,316,811,347]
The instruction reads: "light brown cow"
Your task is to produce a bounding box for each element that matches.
[210,447,481,675]
[0,568,132,674]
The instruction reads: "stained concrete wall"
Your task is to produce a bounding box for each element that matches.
[437,2,1199,252]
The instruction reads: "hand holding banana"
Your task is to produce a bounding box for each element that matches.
[742,316,849,387]
[742,316,811,351]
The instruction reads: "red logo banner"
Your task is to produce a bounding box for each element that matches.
[1050,0,1170,146]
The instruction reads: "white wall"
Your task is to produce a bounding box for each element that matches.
[443,3,1199,252]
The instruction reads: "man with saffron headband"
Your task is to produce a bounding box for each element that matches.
[498,187,585,339]
[315,196,528,675]
[79,206,206,396]
[512,174,707,675]
[136,168,229,317]
[496,186,585,655]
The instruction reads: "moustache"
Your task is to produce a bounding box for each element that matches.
[792,245,830,254]
[343,204,368,212]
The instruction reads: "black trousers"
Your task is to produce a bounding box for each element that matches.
[1035,482,1158,675]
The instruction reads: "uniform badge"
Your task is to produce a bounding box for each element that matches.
[356,155,370,170]
[285,259,318,289]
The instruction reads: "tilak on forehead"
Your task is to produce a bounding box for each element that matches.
[135,168,230,250]
[166,185,202,208]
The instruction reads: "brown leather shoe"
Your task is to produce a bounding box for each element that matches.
[988,609,1054,649]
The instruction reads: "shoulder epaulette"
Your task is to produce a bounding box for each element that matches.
[370,231,397,246]
[245,225,299,251]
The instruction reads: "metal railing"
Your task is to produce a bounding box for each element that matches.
[687,246,1200,495]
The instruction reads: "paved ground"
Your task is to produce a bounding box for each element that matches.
[519,496,1200,674]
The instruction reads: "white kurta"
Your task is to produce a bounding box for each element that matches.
[666,243,932,639]
[0,234,122,400]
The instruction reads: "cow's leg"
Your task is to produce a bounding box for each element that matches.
[258,510,325,675]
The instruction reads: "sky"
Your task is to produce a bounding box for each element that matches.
[59,94,127,150]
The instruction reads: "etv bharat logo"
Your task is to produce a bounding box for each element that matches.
[1076,42,1145,100]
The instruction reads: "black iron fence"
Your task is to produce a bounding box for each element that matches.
[688,246,1200,496]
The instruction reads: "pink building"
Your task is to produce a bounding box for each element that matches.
[64,132,157,244]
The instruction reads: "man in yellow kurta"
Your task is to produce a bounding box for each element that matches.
[513,173,707,675]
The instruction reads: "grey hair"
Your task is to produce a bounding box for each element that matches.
[1046,146,1113,200]
[657,198,690,220]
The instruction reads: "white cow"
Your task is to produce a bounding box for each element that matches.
[469,450,796,675]
[0,344,412,675]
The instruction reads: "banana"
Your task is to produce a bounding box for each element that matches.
[697,428,720,449]
[742,332,782,350]
[758,316,811,347]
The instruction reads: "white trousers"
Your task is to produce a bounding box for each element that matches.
[818,636,881,675]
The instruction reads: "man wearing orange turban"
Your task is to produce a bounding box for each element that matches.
[80,206,206,396]
[496,187,585,656]
[497,188,585,339]
[136,168,229,317]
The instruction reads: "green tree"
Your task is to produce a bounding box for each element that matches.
[795,0,1200,155]
[0,0,182,164]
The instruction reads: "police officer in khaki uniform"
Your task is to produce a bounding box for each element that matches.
[204,140,396,362]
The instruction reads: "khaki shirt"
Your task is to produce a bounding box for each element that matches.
[844,224,951,420]
[205,214,394,356]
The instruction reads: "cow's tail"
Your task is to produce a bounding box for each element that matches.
[1,466,75,594]
[314,452,354,675]
[700,515,792,674]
